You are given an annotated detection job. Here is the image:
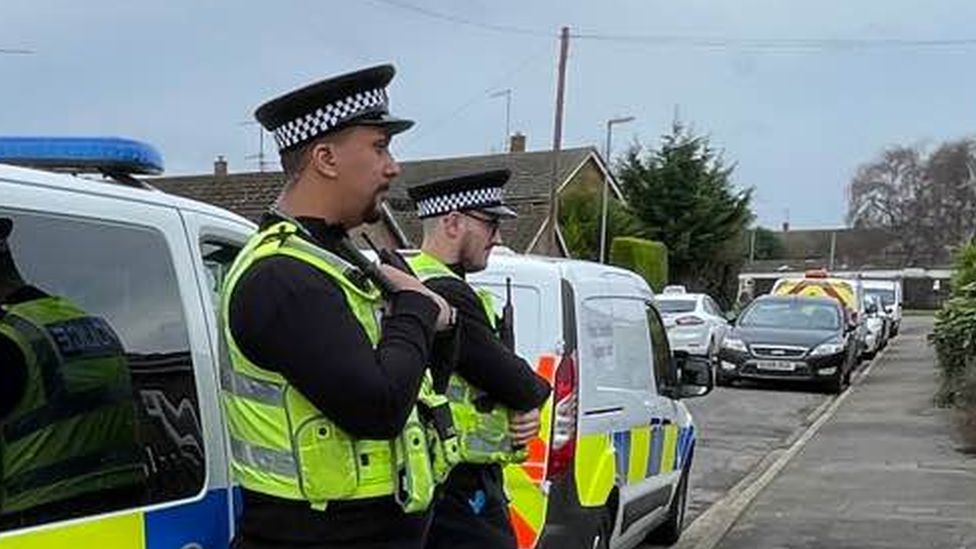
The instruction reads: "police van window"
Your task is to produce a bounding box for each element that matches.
[201,240,243,305]
[583,297,654,393]
[0,210,204,533]
[473,283,544,359]
[646,304,674,392]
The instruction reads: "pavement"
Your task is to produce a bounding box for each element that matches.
[714,316,976,549]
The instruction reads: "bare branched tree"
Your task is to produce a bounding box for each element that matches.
[847,139,976,265]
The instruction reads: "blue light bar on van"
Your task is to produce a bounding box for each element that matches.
[0,137,164,175]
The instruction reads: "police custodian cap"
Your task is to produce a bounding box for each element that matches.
[254,64,414,152]
[408,169,518,220]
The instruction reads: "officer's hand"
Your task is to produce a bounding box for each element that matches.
[379,265,454,331]
[509,409,541,446]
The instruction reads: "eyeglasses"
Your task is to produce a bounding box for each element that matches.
[461,211,500,236]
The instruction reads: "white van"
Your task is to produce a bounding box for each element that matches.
[862,278,903,337]
[1,140,253,548]
[470,253,712,549]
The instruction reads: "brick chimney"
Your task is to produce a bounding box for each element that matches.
[509,132,526,153]
[214,155,228,179]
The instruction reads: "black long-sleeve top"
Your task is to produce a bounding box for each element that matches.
[424,270,551,412]
[228,214,440,548]
[421,263,551,497]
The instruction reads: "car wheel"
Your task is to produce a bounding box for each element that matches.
[645,456,691,546]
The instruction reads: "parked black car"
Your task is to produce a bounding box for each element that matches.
[717,295,859,393]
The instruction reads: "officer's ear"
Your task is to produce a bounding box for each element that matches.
[308,140,340,180]
[442,212,465,240]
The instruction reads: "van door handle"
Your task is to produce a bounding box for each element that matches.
[583,406,624,417]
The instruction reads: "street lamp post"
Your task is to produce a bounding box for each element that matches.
[600,116,635,263]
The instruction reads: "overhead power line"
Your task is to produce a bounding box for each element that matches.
[367,0,551,38]
[0,48,34,54]
[368,0,976,52]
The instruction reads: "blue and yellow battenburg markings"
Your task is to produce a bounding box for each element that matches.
[612,421,695,485]
[1,489,232,548]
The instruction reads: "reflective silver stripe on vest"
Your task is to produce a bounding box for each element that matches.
[220,367,284,406]
[466,434,510,454]
[230,438,298,479]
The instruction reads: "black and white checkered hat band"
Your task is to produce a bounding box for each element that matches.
[416,187,504,218]
[271,88,388,150]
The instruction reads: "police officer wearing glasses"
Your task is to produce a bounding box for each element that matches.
[406,170,551,549]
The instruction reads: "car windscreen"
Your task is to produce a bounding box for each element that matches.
[739,300,841,331]
[657,299,697,313]
[866,288,896,306]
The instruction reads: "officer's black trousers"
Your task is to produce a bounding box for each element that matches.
[425,464,518,549]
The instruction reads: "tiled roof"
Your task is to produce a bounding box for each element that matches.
[149,147,598,251]
[743,227,954,272]
[384,147,594,210]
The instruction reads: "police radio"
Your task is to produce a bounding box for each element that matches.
[500,277,515,352]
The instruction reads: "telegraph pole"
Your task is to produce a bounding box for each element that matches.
[490,88,512,151]
[546,26,570,255]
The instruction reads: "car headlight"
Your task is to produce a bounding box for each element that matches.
[722,337,748,353]
[809,340,845,357]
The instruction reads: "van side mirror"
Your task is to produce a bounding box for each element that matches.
[865,302,878,315]
[665,350,713,399]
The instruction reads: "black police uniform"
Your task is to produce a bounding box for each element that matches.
[229,65,441,549]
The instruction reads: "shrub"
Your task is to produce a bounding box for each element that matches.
[930,281,976,407]
[610,237,668,292]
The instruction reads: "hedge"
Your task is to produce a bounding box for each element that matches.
[609,237,668,292]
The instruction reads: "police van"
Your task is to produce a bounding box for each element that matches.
[0,138,252,548]
[470,253,713,549]
[0,138,711,549]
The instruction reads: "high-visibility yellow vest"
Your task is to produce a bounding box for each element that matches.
[407,251,525,465]
[0,296,145,514]
[219,222,443,512]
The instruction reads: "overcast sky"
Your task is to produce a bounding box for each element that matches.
[4,1,976,228]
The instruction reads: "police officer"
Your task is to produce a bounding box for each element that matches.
[405,170,552,549]
[0,217,144,528]
[222,65,454,549]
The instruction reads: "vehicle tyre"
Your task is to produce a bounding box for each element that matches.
[715,370,732,387]
[823,372,845,394]
[591,507,613,549]
[645,455,691,546]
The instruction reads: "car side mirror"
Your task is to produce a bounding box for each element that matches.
[665,351,713,399]
[865,303,878,315]
[725,311,737,324]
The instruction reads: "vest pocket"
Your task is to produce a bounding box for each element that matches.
[295,417,358,501]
